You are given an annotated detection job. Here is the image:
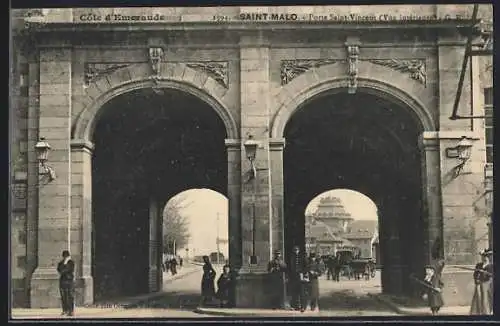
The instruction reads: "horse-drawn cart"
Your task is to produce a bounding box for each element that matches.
[349,258,376,280]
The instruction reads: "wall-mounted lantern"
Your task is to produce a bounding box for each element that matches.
[35,137,56,182]
[446,136,473,176]
[243,135,259,180]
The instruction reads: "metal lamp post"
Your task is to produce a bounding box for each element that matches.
[244,135,259,265]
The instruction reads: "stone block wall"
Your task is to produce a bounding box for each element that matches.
[10,43,30,308]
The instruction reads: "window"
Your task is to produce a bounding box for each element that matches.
[484,87,493,163]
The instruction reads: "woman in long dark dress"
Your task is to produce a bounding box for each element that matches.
[200,255,216,306]
[470,249,493,315]
[216,264,233,308]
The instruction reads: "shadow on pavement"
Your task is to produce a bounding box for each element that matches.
[319,289,392,312]
[125,290,202,311]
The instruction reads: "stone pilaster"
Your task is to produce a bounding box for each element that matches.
[235,34,273,308]
[69,139,94,305]
[25,58,40,307]
[423,131,484,306]
[437,35,472,131]
[225,139,242,270]
[239,34,272,272]
[148,198,161,293]
[30,48,73,308]
[269,138,285,255]
[418,133,443,264]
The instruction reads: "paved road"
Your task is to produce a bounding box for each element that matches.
[315,272,397,316]
[13,267,395,318]
[138,268,396,317]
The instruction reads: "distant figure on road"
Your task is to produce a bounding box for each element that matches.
[170,257,178,275]
[179,257,183,268]
[57,250,75,316]
[267,250,287,309]
[216,264,234,308]
[470,248,493,315]
[164,257,171,275]
[307,252,325,312]
[200,255,216,306]
[333,254,342,282]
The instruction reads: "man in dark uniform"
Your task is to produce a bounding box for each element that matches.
[289,245,307,311]
[307,252,326,311]
[267,250,287,309]
[57,250,75,316]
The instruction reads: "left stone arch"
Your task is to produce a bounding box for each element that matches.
[72,62,239,142]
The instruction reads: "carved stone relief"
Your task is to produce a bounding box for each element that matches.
[148,47,164,82]
[345,43,360,94]
[280,59,342,85]
[279,57,428,88]
[368,59,427,85]
[84,63,131,86]
[186,61,229,89]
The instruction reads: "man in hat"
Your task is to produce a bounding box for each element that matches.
[421,263,444,316]
[470,248,493,315]
[267,249,287,309]
[306,252,326,312]
[57,250,75,316]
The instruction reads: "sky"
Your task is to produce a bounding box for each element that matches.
[168,188,229,258]
[169,188,378,258]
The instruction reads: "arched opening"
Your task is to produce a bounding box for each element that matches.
[161,188,229,273]
[304,189,382,294]
[91,87,228,301]
[283,89,425,298]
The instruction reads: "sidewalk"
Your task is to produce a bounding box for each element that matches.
[88,263,200,308]
[368,293,471,316]
[11,263,200,319]
[195,307,321,317]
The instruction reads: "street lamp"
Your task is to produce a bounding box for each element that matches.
[35,137,56,181]
[445,136,473,176]
[244,135,260,265]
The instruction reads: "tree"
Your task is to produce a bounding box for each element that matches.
[163,194,191,255]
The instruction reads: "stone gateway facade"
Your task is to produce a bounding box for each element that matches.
[10,5,493,309]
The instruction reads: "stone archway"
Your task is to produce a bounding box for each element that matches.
[269,63,442,297]
[270,61,437,138]
[73,63,239,142]
[68,63,240,304]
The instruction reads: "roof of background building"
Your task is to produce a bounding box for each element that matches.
[344,220,378,239]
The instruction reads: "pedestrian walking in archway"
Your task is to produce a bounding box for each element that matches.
[57,250,75,317]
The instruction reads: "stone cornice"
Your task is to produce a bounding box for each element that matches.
[269,138,286,150]
[19,19,475,34]
[70,139,95,151]
[225,138,241,149]
[421,131,482,140]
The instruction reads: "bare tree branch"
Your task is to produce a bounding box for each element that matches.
[162,195,192,254]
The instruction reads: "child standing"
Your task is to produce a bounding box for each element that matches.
[422,263,444,316]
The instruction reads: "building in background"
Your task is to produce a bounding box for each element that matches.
[305,196,378,259]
